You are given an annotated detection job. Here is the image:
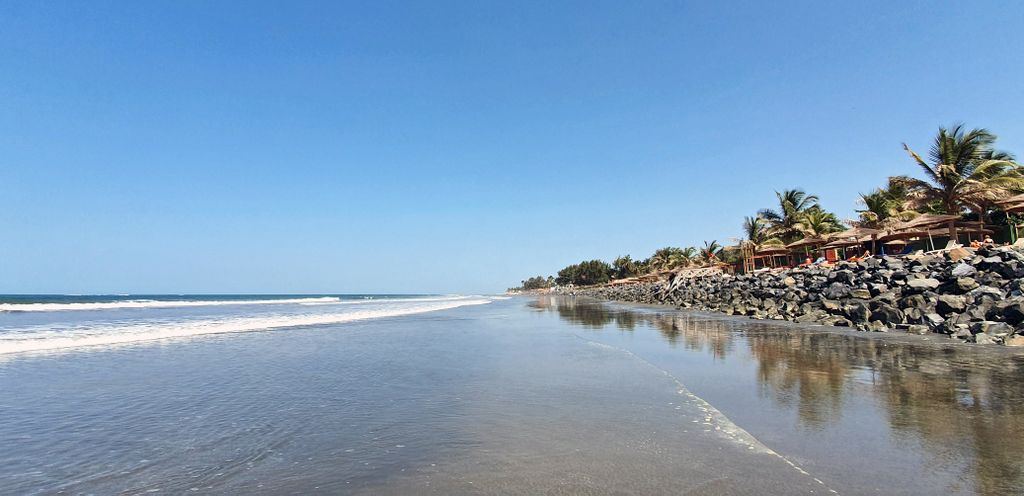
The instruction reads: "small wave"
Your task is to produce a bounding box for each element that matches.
[0,297,346,313]
[0,299,492,356]
[296,295,475,306]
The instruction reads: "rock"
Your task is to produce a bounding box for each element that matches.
[907,278,941,291]
[1005,335,1024,347]
[843,301,871,323]
[956,277,979,292]
[824,282,850,300]
[575,246,1024,344]
[794,312,823,324]
[871,304,904,325]
[900,294,927,309]
[951,263,977,277]
[866,320,888,332]
[904,307,923,323]
[907,325,930,335]
[936,295,967,316]
[948,247,972,262]
[1002,302,1024,325]
[850,288,872,300]
[973,332,998,345]
[924,313,945,329]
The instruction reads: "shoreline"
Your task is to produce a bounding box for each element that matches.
[559,294,1024,354]
[522,244,1024,347]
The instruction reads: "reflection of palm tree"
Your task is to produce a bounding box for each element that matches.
[543,296,1024,494]
[893,124,1024,236]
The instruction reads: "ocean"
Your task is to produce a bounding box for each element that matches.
[1,295,1021,494]
[0,294,491,356]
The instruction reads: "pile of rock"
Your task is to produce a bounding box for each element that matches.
[576,245,1024,346]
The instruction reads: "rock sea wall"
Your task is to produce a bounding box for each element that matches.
[575,245,1024,346]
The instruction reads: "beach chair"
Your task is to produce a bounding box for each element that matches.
[926,240,962,255]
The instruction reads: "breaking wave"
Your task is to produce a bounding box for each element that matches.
[0,298,492,355]
[0,297,347,313]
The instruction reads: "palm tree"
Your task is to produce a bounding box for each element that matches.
[742,216,767,244]
[649,246,699,270]
[612,255,639,279]
[649,247,680,271]
[759,189,820,242]
[893,124,1024,238]
[742,215,785,248]
[800,207,844,237]
[855,180,918,229]
[699,240,723,264]
[677,247,697,267]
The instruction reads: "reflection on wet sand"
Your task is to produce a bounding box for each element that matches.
[531,295,1024,496]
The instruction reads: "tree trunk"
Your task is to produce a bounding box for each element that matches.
[948,221,957,245]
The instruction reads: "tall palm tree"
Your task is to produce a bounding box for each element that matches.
[759,189,820,242]
[893,124,1023,238]
[742,215,784,248]
[742,216,767,244]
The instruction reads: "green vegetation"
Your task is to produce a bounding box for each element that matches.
[894,125,1023,235]
[512,124,1023,290]
[555,260,613,286]
[521,276,554,290]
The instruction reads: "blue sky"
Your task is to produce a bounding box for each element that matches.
[2,1,1022,294]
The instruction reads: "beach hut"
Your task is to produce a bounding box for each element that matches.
[823,236,871,260]
[785,237,826,264]
[752,246,789,269]
[995,194,1024,242]
[826,227,881,256]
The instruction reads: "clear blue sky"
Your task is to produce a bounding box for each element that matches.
[2,1,1022,294]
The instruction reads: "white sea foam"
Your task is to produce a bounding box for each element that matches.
[1,296,350,313]
[0,298,492,355]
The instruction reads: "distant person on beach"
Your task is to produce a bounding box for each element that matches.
[971,239,982,249]
[984,235,994,245]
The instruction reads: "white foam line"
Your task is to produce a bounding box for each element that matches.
[579,336,840,495]
[0,295,472,313]
[0,299,492,356]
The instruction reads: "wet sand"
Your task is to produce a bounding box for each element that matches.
[2,296,1022,494]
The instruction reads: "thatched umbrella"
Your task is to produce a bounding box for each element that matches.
[894,213,961,231]
[826,227,881,241]
[786,237,827,249]
[878,229,933,250]
[827,227,881,255]
[996,193,1024,207]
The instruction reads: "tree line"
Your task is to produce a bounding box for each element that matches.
[512,124,1022,291]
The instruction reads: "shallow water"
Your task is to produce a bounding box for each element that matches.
[1,295,1021,495]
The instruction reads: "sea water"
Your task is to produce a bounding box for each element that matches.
[1,295,1022,495]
